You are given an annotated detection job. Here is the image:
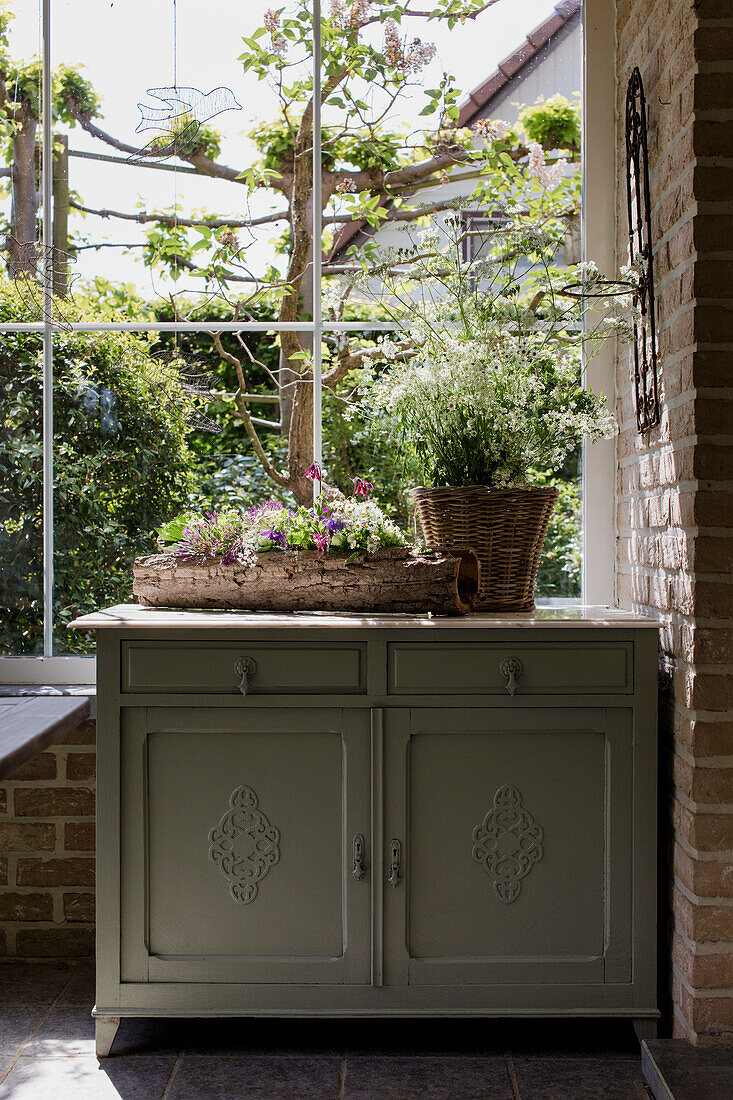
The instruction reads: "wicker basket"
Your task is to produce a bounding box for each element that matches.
[411,485,559,612]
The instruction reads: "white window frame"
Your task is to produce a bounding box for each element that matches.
[582,0,617,605]
[0,0,618,685]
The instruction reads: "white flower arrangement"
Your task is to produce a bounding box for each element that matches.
[357,212,622,489]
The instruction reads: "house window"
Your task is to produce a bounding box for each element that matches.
[0,0,614,672]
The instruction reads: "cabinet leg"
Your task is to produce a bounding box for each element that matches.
[95,1015,121,1058]
[633,1017,659,1043]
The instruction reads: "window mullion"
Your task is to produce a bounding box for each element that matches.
[312,0,323,495]
[42,0,54,656]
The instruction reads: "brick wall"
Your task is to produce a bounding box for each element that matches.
[616,0,733,1047]
[0,719,95,959]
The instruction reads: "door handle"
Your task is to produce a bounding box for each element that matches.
[234,656,257,695]
[500,657,523,696]
[352,833,366,881]
[388,838,402,887]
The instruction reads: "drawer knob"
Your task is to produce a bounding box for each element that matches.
[234,656,257,696]
[500,657,523,696]
[388,838,402,887]
[352,834,366,881]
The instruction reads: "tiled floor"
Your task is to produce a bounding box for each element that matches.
[0,963,653,1099]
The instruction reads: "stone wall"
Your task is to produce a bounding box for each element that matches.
[0,720,96,959]
[615,0,733,1047]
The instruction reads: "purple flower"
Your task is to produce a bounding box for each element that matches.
[263,529,287,548]
[353,477,374,498]
[246,500,285,522]
[327,517,345,534]
[303,462,323,483]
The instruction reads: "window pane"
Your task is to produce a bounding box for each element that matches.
[52,330,313,652]
[50,0,313,320]
[320,1,584,601]
[0,331,43,655]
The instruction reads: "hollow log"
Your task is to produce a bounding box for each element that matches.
[133,546,479,615]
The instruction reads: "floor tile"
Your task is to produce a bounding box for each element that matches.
[0,963,71,1006]
[642,1038,733,1100]
[343,1055,513,1099]
[0,1007,48,1056]
[513,1056,651,1099]
[0,1054,176,1100]
[21,1006,97,1057]
[56,967,95,1007]
[168,1054,341,1099]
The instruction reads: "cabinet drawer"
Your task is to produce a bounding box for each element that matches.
[388,642,632,695]
[122,641,366,694]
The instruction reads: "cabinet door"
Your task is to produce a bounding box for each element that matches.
[383,707,632,987]
[121,707,371,984]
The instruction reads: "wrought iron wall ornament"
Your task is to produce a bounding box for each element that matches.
[208,785,280,904]
[471,786,544,904]
[626,66,660,432]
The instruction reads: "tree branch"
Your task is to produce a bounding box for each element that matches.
[70,201,289,231]
[211,332,291,490]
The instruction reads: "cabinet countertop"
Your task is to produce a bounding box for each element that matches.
[70,603,660,631]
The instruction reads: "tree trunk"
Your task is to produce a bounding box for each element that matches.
[133,546,480,615]
[52,134,70,296]
[8,116,39,276]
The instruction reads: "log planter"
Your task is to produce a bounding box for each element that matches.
[133,546,480,616]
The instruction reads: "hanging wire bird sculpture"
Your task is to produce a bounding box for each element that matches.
[5,238,80,329]
[128,86,242,163]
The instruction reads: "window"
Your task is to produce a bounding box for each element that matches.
[0,0,615,670]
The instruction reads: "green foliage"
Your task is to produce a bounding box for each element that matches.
[0,282,195,654]
[520,94,581,152]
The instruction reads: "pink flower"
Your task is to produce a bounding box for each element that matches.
[313,532,329,552]
[353,477,374,497]
[303,462,323,483]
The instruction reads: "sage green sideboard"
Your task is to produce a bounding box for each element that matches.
[70,604,660,1057]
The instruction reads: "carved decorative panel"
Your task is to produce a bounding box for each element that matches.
[208,785,280,903]
[471,786,544,904]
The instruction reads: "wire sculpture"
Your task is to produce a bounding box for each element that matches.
[128,86,242,164]
[147,348,223,433]
[626,67,660,433]
[5,238,80,329]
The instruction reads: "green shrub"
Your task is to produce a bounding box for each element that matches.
[0,284,195,654]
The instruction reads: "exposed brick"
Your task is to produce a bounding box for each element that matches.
[5,754,57,781]
[0,823,55,852]
[65,754,95,782]
[13,787,94,818]
[674,715,733,759]
[675,844,733,899]
[0,930,6,956]
[56,720,95,746]
[673,797,733,852]
[674,754,733,806]
[0,858,7,886]
[0,893,53,922]
[15,929,94,959]
[63,893,95,923]
[64,822,95,851]
[674,883,733,942]
[16,858,95,887]
[0,789,6,815]
[674,933,733,991]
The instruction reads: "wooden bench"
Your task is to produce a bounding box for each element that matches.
[0,696,91,780]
